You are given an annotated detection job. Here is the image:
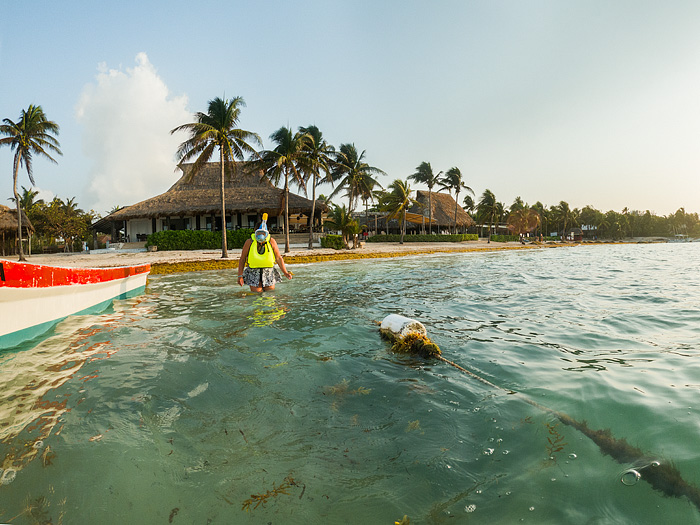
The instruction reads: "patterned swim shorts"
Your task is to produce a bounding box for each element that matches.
[242,267,283,288]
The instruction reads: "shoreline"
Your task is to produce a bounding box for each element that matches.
[0,239,618,275]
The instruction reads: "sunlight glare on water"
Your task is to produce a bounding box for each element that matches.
[1,243,700,523]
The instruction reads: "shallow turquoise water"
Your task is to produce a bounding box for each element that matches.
[1,243,700,524]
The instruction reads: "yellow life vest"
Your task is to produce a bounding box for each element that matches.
[247,234,275,268]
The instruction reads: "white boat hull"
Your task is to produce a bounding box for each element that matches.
[0,261,150,349]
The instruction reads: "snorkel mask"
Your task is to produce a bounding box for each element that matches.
[255,213,270,243]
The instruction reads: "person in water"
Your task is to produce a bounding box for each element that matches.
[237,222,292,292]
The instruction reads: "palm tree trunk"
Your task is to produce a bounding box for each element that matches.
[428,190,433,235]
[219,152,229,259]
[284,170,290,254]
[454,190,460,235]
[365,200,369,235]
[12,153,26,262]
[308,173,316,250]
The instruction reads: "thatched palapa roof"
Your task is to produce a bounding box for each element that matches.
[410,190,475,227]
[0,205,34,233]
[107,162,325,221]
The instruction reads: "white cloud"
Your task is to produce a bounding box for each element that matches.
[76,53,190,214]
[33,187,55,204]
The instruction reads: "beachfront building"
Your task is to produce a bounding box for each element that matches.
[567,227,584,242]
[98,162,326,242]
[356,191,475,235]
[409,190,475,234]
[0,205,34,256]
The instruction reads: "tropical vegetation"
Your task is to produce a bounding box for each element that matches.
[324,203,359,249]
[408,162,441,235]
[377,179,418,244]
[8,187,95,253]
[319,234,346,250]
[171,96,261,258]
[0,105,62,260]
[475,189,501,242]
[256,127,311,253]
[299,125,335,249]
[5,99,700,259]
[467,190,700,241]
[367,233,477,243]
[439,166,474,234]
[329,143,385,214]
[145,228,253,251]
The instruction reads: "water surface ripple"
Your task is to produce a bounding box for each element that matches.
[1,243,700,523]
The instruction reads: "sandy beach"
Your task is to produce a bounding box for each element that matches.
[1,239,585,274]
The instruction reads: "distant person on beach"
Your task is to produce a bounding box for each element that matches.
[237,215,292,292]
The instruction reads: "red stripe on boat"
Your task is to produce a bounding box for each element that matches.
[0,260,151,288]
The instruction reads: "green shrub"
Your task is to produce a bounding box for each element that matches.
[366,233,477,243]
[490,235,520,242]
[228,229,255,248]
[321,234,346,249]
[146,229,254,251]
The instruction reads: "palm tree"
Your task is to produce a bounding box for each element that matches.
[258,126,311,253]
[408,162,442,235]
[317,194,332,207]
[463,194,475,215]
[506,208,541,240]
[476,189,498,242]
[510,196,526,212]
[439,167,474,234]
[357,169,383,234]
[380,179,418,244]
[329,143,385,213]
[10,186,43,211]
[324,203,358,249]
[171,96,261,258]
[298,125,335,249]
[555,200,574,240]
[531,201,549,239]
[0,105,62,261]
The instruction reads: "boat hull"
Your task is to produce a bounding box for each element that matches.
[0,260,150,349]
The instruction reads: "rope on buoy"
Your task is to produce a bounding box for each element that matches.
[378,314,700,513]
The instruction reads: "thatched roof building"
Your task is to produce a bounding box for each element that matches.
[0,205,34,256]
[100,162,326,241]
[409,190,474,230]
[0,205,34,233]
[109,162,323,220]
[355,191,474,235]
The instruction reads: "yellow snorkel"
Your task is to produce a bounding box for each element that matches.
[254,213,270,243]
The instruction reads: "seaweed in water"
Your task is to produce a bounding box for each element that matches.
[380,330,441,358]
[5,495,53,525]
[41,445,55,467]
[241,475,299,512]
[544,421,568,461]
[382,324,700,513]
[553,411,700,511]
[323,379,371,397]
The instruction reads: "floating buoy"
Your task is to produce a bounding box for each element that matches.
[380,314,427,338]
[379,314,440,358]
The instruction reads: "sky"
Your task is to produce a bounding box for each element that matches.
[1,0,700,217]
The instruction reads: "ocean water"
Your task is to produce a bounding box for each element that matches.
[1,243,700,524]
